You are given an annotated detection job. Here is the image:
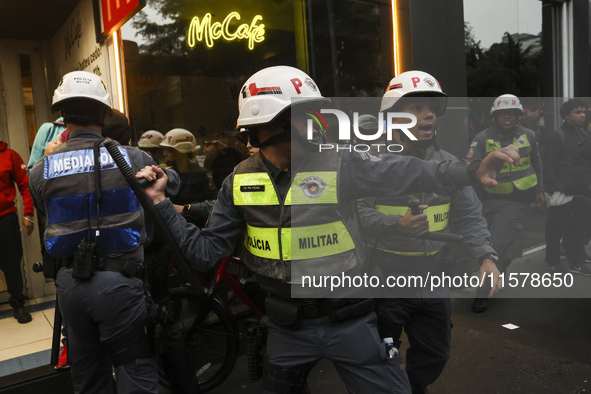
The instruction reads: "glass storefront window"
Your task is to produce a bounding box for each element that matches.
[121,0,394,155]
[121,0,301,153]
[464,0,543,138]
[307,0,393,97]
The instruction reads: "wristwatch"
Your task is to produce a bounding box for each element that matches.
[182,204,191,216]
[478,252,499,265]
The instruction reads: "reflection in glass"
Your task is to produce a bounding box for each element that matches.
[464,0,543,98]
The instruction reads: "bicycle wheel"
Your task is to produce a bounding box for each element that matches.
[157,291,241,392]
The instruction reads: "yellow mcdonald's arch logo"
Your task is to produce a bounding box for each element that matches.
[186,12,265,50]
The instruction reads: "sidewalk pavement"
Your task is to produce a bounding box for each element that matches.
[206,245,591,394]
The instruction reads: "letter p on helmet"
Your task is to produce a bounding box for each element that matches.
[291,78,303,94]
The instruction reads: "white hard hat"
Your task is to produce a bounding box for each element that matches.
[237,65,328,128]
[380,70,447,115]
[138,130,164,148]
[490,94,523,116]
[51,71,112,112]
[160,128,197,153]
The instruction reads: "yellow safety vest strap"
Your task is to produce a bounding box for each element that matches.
[245,221,355,261]
[486,134,531,152]
[513,173,538,190]
[234,173,279,205]
[485,139,502,152]
[374,203,451,232]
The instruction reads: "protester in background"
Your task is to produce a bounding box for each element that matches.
[26,118,66,173]
[543,98,591,274]
[564,137,591,267]
[0,140,34,324]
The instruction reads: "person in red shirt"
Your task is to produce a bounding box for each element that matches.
[0,140,34,323]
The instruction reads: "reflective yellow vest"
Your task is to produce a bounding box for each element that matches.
[482,127,538,194]
[232,151,361,283]
[367,147,451,257]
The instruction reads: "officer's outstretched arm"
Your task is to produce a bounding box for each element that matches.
[476,144,521,187]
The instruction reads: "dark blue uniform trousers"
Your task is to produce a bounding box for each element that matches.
[263,311,411,393]
[376,287,453,394]
[56,268,158,394]
[476,199,526,297]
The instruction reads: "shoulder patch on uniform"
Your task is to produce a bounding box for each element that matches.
[466,148,475,159]
[470,141,478,147]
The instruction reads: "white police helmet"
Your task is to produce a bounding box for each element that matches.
[380,70,447,115]
[490,94,524,116]
[51,71,112,113]
[237,65,328,128]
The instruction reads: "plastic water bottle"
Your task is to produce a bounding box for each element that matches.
[383,337,396,358]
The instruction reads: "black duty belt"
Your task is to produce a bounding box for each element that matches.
[265,295,374,327]
[96,257,145,278]
[300,300,329,319]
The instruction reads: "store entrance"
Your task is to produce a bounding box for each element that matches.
[0,40,55,304]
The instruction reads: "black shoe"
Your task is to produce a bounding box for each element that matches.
[568,265,591,276]
[13,307,32,324]
[471,298,488,313]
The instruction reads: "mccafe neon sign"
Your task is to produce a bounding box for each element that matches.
[186,12,265,50]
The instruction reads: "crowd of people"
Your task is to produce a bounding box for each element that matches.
[3,64,589,394]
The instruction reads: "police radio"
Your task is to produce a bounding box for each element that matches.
[72,138,104,280]
[72,238,97,280]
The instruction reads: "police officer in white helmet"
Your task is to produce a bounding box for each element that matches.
[466,94,545,312]
[28,71,178,393]
[138,66,520,393]
[358,70,500,394]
